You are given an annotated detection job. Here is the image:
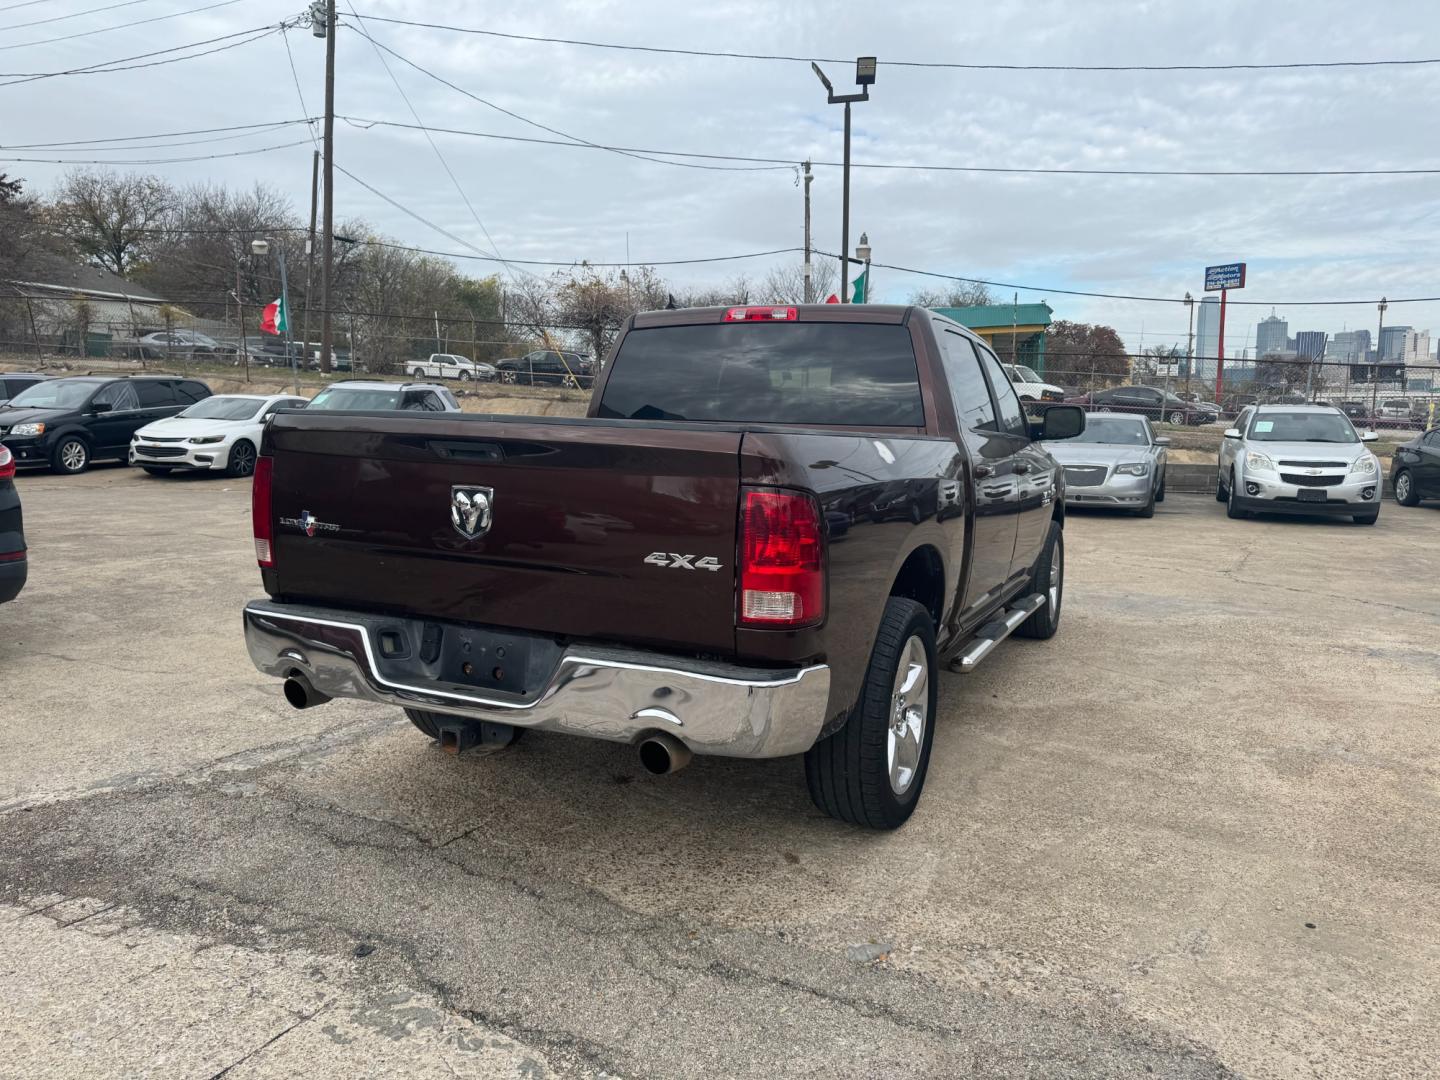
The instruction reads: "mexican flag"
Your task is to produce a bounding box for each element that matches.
[260,296,288,335]
[851,270,868,304]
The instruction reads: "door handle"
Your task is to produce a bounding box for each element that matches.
[973,464,993,478]
[1013,462,1032,474]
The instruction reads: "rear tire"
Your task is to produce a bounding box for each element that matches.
[1168,410,1185,425]
[1394,470,1419,506]
[804,597,936,830]
[411,368,425,378]
[1017,521,1064,639]
[404,709,523,753]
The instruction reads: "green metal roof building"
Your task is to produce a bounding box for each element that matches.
[935,302,1055,374]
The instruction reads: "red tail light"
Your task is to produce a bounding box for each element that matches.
[252,455,274,568]
[724,306,797,322]
[0,444,13,481]
[738,488,824,628]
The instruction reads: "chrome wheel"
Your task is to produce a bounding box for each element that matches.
[500,370,517,384]
[887,635,929,796]
[1169,410,1185,424]
[59,440,87,472]
[1048,531,1063,616]
[1395,472,1412,503]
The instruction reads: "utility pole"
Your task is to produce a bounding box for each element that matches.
[1371,297,1387,422]
[318,0,336,373]
[1183,293,1195,399]
[302,149,319,362]
[802,160,813,304]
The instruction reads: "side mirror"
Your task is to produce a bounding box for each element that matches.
[1154,436,1172,446]
[91,401,113,414]
[1361,431,1379,442]
[1223,428,1242,439]
[1034,404,1085,440]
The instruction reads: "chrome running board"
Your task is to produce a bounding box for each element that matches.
[950,593,1046,672]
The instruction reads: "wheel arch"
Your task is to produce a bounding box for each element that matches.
[888,543,946,627]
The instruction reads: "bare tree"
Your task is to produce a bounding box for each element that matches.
[51,168,174,275]
[760,260,837,304]
[909,282,994,308]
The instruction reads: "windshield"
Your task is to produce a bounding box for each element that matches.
[1009,365,1043,383]
[309,387,400,411]
[1248,411,1358,443]
[598,323,923,426]
[178,396,265,421]
[6,380,99,410]
[1066,417,1150,446]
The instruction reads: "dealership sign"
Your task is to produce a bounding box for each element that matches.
[1204,262,1246,291]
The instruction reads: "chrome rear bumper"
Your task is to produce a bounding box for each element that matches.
[243,601,831,758]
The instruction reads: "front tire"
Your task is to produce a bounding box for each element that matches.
[1168,410,1185,425]
[1017,520,1064,639]
[226,439,257,478]
[1394,470,1420,506]
[51,436,89,475]
[1156,472,1166,503]
[500,369,517,385]
[804,597,936,830]
[1226,470,1249,518]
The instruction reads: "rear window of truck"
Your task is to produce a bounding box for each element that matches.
[597,322,924,426]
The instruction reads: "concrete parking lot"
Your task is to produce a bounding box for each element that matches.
[2,465,1437,1078]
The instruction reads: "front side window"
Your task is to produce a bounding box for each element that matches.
[975,345,1029,439]
[92,381,139,412]
[938,329,996,432]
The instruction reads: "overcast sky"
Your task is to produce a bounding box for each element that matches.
[5,0,1438,362]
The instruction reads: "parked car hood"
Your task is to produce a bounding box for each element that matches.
[1244,440,1368,463]
[135,417,250,440]
[1045,442,1157,465]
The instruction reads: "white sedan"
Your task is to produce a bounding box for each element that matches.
[130,393,308,477]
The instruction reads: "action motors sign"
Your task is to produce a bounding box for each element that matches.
[1204,262,1246,291]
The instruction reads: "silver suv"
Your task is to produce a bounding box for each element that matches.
[1217,404,1382,524]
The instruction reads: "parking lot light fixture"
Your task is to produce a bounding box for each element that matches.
[812,56,874,303]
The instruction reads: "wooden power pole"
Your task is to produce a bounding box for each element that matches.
[320,0,336,373]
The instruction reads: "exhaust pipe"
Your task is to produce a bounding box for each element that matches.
[283,673,331,710]
[638,732,692,776]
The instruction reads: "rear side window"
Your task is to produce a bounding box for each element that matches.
[135,381,177,407]
[177,381,211,403]
[599,323,925,426]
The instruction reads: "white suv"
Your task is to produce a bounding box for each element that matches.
[1217,404,1382,524]
[1004,363,1066,405]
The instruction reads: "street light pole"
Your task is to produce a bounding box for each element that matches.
[1371,296,1387,423]
[1183,292,1195,400]
[812,56,875,304]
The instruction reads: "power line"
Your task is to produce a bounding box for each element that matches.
[280,26,320,150]
[0,0,243,53]
[344,23,791,173]
[0,0,51,14]
[0,139,314,165]
[0,118,314,150]
[345,15,1440,74]
[821,252,1440,307]
[341,115,1440,179]
[0,24,281,86]
[0,0,157,33]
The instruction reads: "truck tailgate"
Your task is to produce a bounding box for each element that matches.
[264,414,741,654]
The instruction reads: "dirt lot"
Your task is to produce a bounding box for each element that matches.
[1,465,1437,1078]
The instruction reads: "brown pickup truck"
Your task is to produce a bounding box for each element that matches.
[243,304,1084,828]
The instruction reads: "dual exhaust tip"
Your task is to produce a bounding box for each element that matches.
[283,673,692,775]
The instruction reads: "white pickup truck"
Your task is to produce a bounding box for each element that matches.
[408,354,495,382]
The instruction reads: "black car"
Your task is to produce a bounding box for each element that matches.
[496,349,594,388]
[1081,385,1217,425]
[0,375,212,475]
[1391,428,1440,507]
[0,442,24,603]
[0,372,51,407]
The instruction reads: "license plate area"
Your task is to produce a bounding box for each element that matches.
[1297,488,1327,502]
[371,617,564,697]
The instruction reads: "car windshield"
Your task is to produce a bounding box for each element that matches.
[1009,365,1043,383]
[1248,411,1358,443]
[6,380,99,409]
[178,396,265,421]
[1066,417,1150,445]
[308,387,400,411]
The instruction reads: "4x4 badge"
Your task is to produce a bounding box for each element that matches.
[451,486,494,539]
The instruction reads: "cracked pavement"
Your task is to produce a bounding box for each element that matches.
[2,465,1436,1078]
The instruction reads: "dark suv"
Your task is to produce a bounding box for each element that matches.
[0,375,212,474]
[496,349,594,388]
